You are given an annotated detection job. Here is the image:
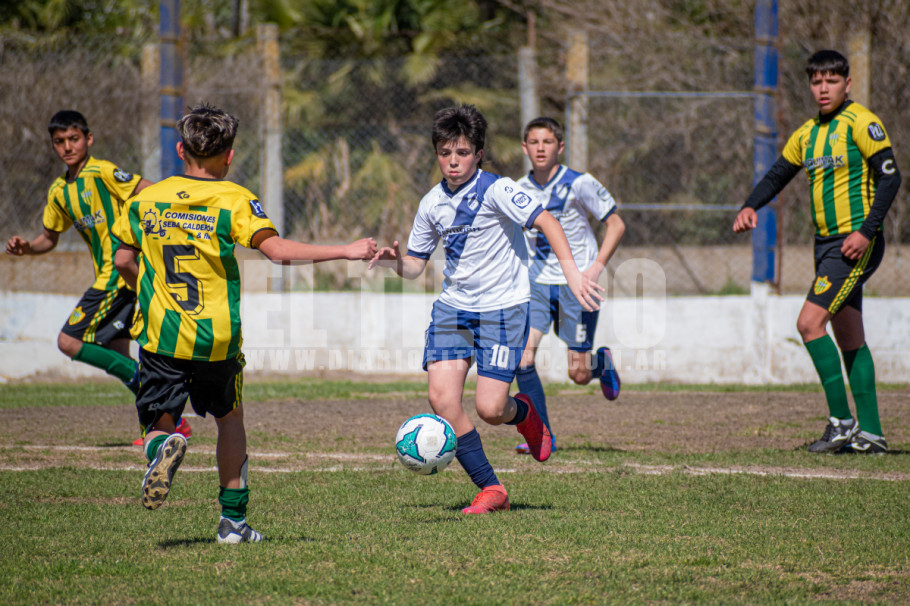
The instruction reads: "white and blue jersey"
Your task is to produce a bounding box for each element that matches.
[407,169,545,312]
[517,165,617,285]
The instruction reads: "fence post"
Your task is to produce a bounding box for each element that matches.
[258,23,284,236]
[141,43,160,182]
[159,0,183,178]
[518,11,538,174]
[748,0,778,383]
[566,29,588,172]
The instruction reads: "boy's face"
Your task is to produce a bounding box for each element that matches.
[809,71,851,115]
[51,126,92,171]
[522,127,564,174]
[436,136,482,189]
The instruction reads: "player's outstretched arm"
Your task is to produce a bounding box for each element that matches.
[369,240,427,279]
[5,229,59,256]
[533,211,604,311]
[583,213,626,283]
[256,233,377,263]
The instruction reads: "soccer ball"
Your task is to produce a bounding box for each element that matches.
[395,414,457,475]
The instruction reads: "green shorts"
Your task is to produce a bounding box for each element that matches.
[136,349,245,432]
[60,287,136,345]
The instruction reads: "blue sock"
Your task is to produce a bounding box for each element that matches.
[516,365,551,435]
[590,352,605,380]
[454,428,499,489]
[505,396,528,425]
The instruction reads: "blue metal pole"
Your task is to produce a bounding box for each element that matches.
[160,0,183,178]
[752,0,778,283]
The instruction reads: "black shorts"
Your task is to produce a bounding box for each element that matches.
[807,233,884,314]
[60,287,136,345]
[136,349,245,432]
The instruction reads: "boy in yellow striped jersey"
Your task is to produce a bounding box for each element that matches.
[3,112,194,441]
[734,50,901,454]
[114,103,376,542]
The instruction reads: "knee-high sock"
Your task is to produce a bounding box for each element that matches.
[843,344,881,436]
[516,365,551,436]
[804,335,851,419]
[454,428,499,489]
[73,342,137,385]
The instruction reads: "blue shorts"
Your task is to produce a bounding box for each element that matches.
[423,301,530,383]
[529,282,599,352]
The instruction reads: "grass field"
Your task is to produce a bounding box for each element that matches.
[2,378,909,605]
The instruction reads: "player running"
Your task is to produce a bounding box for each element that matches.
[370,104,602,514]
[114,103,376,542]
[513,117,625,454]
[733,50,901,454]
[4,110,191,443]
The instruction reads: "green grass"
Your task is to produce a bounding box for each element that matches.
[2,469,908,605]
[3,378,906,410]
[1,379,908,604]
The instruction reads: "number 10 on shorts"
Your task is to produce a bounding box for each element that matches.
[490,344,511,369]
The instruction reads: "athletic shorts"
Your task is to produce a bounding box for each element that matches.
[807,233,884,314]
[529,282,599,352]
[423,300,530,383]
[136,349,245,432]
[60,287,136,345]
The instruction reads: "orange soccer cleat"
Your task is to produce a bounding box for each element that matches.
[461,484,510,514]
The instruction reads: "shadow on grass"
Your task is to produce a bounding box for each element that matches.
[159,536,287,548]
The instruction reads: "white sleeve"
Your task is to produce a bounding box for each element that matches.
[405,197,439,259]
[490,177,545,228]
[576,174,617,221]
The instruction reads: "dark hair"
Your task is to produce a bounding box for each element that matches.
[47,110,89,136]
[176,102,239,159]
[806,50,849,79]
[432,104,487,159]
[523,116,564,143]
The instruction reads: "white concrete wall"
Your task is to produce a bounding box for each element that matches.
[3,288,909,384]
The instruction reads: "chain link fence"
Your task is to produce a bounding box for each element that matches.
[2,21,908,296]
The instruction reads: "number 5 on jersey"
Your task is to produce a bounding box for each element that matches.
[163,244,204,315]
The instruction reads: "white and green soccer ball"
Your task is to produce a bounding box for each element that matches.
[395,414,457,475]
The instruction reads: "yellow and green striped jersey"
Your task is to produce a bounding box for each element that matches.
[43,156,142,290]
[782,101,892,237]
[114,175,277,362]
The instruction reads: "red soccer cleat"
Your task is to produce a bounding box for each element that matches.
[175,418,192,439]
[514,393,552,462]
[461,484,510,514]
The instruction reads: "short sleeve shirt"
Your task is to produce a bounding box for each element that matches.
[114,175,277,361]
[43,157,141,290]
[517,165,617,284]
[406,169,544,312]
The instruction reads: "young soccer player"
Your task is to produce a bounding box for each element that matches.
[4,111,192,441]
[513,117,625,454]
[113,103,377,542]
[733,50,901,454]
[370,104,603,514]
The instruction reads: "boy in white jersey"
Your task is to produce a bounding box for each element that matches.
[513,117,625,454]
[371,105,602,514]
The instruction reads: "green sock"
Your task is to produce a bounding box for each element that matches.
[843,344,881,436]
[804,335,851,419]
[73,343,137,385]
[145,434,169,462]
[219,487,251,521]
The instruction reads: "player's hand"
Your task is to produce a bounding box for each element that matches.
[5,235,30,256]
[346,237,378,261]
[841,232,870,260]
[369,241,401,270]
[567,271,604,312]
[732,208,757,233]
[582,261,605,284]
